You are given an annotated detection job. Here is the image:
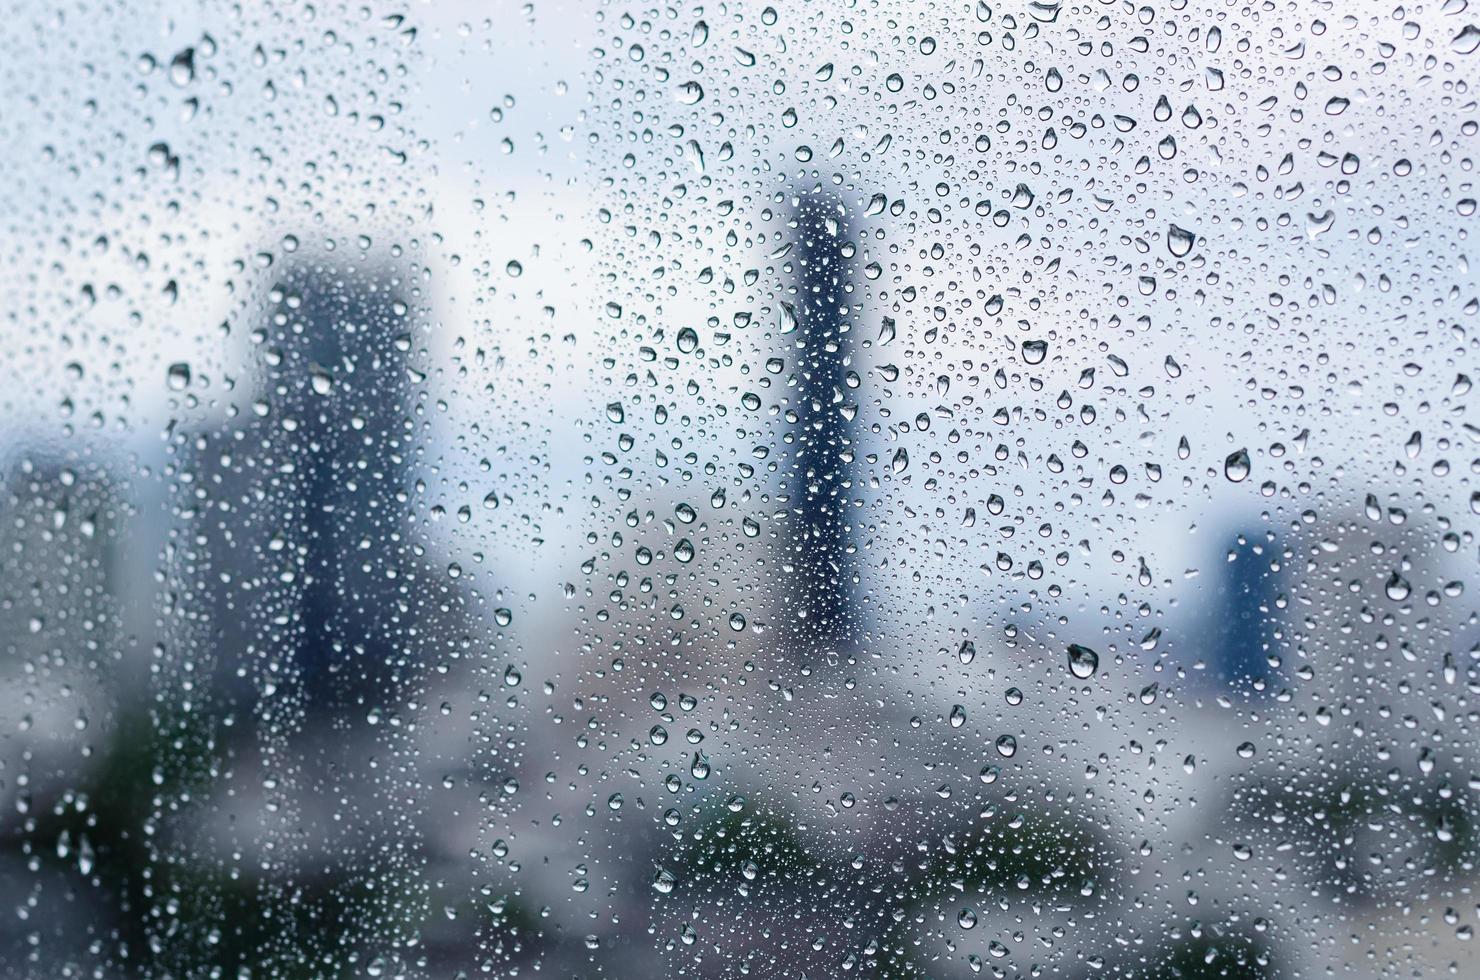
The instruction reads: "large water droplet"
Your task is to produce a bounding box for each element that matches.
[1167,223,1195,257]
[1224,448,1251,482]
[1067,643,1099,679]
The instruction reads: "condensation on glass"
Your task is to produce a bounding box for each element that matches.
[0,1,1476,978]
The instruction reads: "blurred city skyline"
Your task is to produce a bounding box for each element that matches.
[0,0,1475,977]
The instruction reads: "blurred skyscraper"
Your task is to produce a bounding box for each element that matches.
[178,251,444,717]
[153,246,481,974]
[776,194,863,661]
[1207,530,1283,690]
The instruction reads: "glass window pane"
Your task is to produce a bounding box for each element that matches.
[1,1,1476,977]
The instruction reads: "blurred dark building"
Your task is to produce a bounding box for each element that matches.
[150,245,485,973]
[177,256,404,713]
[0,452,133,975]
[170,246,481,731]
[1205,530,1283,690]
[775,194,863,660]
[253,257,421,706]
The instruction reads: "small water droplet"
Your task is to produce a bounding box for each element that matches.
[169,48,196,87]
[77,834,94,876]
[309,363,334,395]
[1385,572,1411,601]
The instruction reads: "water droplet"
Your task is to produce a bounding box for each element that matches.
[169,48,195,87]
[309,363,334,395]
[1385,572,1411,601]
[1224,448,1251,482]
[1168,224,1195,257]
[777,301,797,334]
[167,362,191,390]
[1067,643,1099,679]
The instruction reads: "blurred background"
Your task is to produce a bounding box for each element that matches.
[0,0,1476,977]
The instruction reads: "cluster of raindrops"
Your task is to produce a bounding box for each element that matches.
[0,0,1474,977]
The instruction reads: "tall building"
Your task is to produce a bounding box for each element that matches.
[176,251,443,716]
[1206,529,1283,690]
[774,194,863,661]
[153,247,480,973]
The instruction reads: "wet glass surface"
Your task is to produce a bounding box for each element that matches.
[0,1,1477,977]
